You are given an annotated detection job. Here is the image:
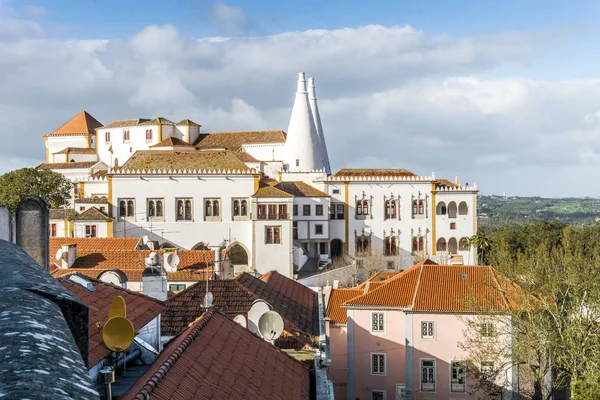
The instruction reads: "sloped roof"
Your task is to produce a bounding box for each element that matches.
[253,185,293,197]
[59,274,165,366]
[259,270,315,310]
[435,178,460,188]
[37,161,99,170]
[356,271,401,289]
[236,151,259,162]
[73,207,111,222]
[260,178,278,187]
[49,238,140,258]
[120,150,250,171]
[138,117,175,126]
[124,308,310,400]
[52,147,97,155]
[49,208,77,221]
[343,260,532,312]
[326,288,364,324]
[275,181,328,197]
[74,197,108,204]
[48,110,103,137]
[330,168,417,178]
[149,136,194,148]
[195,130,286,151]
[176,119,201,127]
[101,118,151,129]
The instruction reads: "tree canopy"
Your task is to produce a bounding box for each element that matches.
[0,168,72,212]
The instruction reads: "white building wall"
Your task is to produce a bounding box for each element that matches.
[73,221,109,238]
[49,219,67,238]
[83,180,108,197]
[242,143,285,162]
[97,125,160,167]
[46,136,90,157]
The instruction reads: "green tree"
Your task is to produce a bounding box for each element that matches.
[0,168,72,212]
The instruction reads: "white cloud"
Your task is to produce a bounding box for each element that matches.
[0,12,597,196]
[205,2,255,36]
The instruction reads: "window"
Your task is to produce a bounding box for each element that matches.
[169,284,186,291]
[331,203,345,220]
[387,261,395,270]
[123,130,130,143]
[50,223,57,237]
[316,204,323,216]
[337,204,344,219]
[85,225,97,238]
[258,204,267,219]
[372,312,384,332]
[384,200,397,219]
[421,360,436,391]
[418,200,424,215]
[204,199,220,220]
[458,201,468,215]
[333,189,340,194]
[319,242,327,255]
[371,353,386,375]
[451,361,466,393]
[437,202,447,215]
[450,222,456,230]
[330,204,335,219]
[266,226,281,244]
[79,206,85,211]
[293,205,298,216]
[356,236,370,255]
[412,201,418,216]
[278,204,288,219]
[480,323,496,338]
[356,199,369,217]
[383,237,397,256]
[421,321,435,339]
[412,237,424,253]
[105,131,111,143]
[176,198,193,221]
[303,204,311,216]
[118,198,135,219]
[268,204,278,219]
[371,390,385,400]
[356,260,364,268]
[296,159,300,167]
[293,221,298,240]
[481,361,494,379]
[147,198,164,219]
[233,199,248,218]
[315,224,323,235]
[448,202,457,218]
[99,206,106,213]
[145,129,153,142]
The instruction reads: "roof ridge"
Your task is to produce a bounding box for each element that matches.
[487,266,513,311]
[410,261,427,308]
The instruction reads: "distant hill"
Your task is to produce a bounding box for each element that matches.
[478,195,600,227]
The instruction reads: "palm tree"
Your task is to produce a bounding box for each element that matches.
[468,232,491,265]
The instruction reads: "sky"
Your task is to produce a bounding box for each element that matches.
[2,0,600,197]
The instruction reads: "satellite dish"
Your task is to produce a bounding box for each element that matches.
[247,300,271,334]
[55,248,64,261]
[166,253,180,269]
[108,296,126,320]
[233,315,247,328]
[203,292,214,308]
[258,311,284,342]
[102,317,135,353]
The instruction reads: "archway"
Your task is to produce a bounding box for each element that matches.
[160,242,176,249]
[436,238,447,252]
[191,241,210,250]
[436,202,447,215]
[448,202,457,218]
[330,239,343,259]
[226,242,249,266]
[448,238,458,254]
[458,201,468,215]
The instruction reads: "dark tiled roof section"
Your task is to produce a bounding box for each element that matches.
[52,147,97,155]
[120,150,250,171]
[275,181,329,197]
[330,168,417,177]
[37,161,98,170]
[48,110,103,137]
[149,136,194,148]
[435,178,460,188]
[101,118,151,129]
[195,130,286,151]
[176,119,201,126]
[259,270,316,309]
[59,274,164,366]
[124,308,310,400]
[75,196,108,204]
[138,117,175,126]
[49,208,77,220]
[74,207,111,221]
[253,185,293,197]
[237,151,259,162]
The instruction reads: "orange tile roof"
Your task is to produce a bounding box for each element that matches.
[435,178,460,188]
[73,207,111,221]
[138,117,175,126]
[59,274,164,366]
[195,130,286,151]
[37,161,99,170]
[330,168,417,178]
[275,181,328,197]
[48,110,103,137]
[52,147,97,155]
[356,271,401,289]
[344,260,532,312]
[149,136,194,148]
[101,118,150,129]
[259,270,315,310]
[124,308,310,400]
[326,288,363,324]
[260,178,278,187]
[120,150,250,171]
[175,118,201,127]
[253,185,293,197]
[74,196,108,204]
[50,238,140,258]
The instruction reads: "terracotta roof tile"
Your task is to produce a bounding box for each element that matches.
[275,181,328,197]
[330,168,417,178]
[73,207,111,221]
[49,208,77,221]
[37,161,99,170]
[120,150,250,171]
[101,119,150,129]
[48,110,103,137]
[253,185,293,197]
[259,270,316,310]
[259,178,278,187]
[138,117,175,126]
[195,130,286,151]
[52,147,97,155]
[236,151,259,162]
[356,271,401,289]
[50,237,139,257]
[58,274,164,366]
[175,118,201,127]
[326,288,363,324]
[435,178,460,188]
[123,308,310,400]
[149,137,194,148]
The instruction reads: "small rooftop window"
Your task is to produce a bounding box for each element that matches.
[68,274,96,291]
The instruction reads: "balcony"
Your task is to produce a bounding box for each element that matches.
[257,213,289,220]
[451,382,466,393]
[421,382,435,392]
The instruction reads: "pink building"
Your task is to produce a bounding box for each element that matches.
[327,260,528,400]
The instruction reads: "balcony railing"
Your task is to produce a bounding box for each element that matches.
[451,382,466,393]
[278,213,289,220]
[421,382,435,392]
[257,213,289,220]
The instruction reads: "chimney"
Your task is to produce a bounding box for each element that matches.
[142,252,168,301]
[213,246,222,279]
[455,175,460,185]
[61,243,77,268]
[307,77,331,174]
[283,72,321,171]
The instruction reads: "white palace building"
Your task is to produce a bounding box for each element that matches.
[39,73,479,278]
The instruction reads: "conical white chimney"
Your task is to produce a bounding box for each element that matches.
[284,72,321,171]
[308,77,331,174]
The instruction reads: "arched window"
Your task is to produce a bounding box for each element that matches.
[184,200,192,220]
[233,200,240,216]
[385,200,397,219]
[459,237,470,251]
[448,238,458,254]
[148,200,155,217]
[412,201,418,216]
[384,237,398,256]
[458,201,468,215]
[146,129,153,141]
[391,237,397,256]
[362,200,369,215]
[213,200,219,217]
[156,200,163,217]
[448,202,457,218]
[119,200,126,217]
[418,237,424,252]
[127,200,134,217]
[436,202,447,215]
[356,237,370,255]
[418,200,424,215]
[412,237,418,252]
[177,200,184,220]
[105,131,111,142]
[241,200,247,216]
[114,158,119,167]
[205,200,212,217]
[436,238,447,252]
[356,201,363,216]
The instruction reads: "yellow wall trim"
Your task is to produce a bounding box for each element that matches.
[431,182,437,256]
[107,221,113,238]
[44,136,49,162]
[79,182,85,199]
[254,174,260,193]
[344,182,349,253]
[107,176,113,218]
[63,220,67,237]
[157,124,163,142]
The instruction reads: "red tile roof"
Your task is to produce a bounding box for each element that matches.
[47,110,103,137]
[120,150,250,171]
[58,274,164,366]
[356,271,401,289]
[326,288,363,324]
[123,308,310,400]
[260,270,315,310]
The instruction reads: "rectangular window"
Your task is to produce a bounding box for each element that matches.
[421,360,436,391]
[450,222,456,230]
[176,198,193,221]
[79,206,85,211]
[371,353,386,375]
[296,159,300,167]
[371,390,385,400]
[387,261,395,270]
[50,223,57,237]
[336,204,344,219]
[332,189,340,194]
[303,204,311,216]
[123,130,130,143]
[278,204,288,219]
[481,361,494,379]
[266,226,281,244]
[293,221,298,240]
[356,260,364,268]
[293,204,298,216]
[330,204,335,219]
[268,204,278,220]
[118,198,135,220]
[258,204,267,220]
[451,361,466,393]
[169,284,186,291]
[105,131,111,143]
[319,242,327,255]
[480,323,496,338]
[421,321,435,339]
[316,204,323,216]
[85,225,97,238]
[315,224,323,235]
[372,312,385,332]
[145,129,153,142]
[147,198,164,219]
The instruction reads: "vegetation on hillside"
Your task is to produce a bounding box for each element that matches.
[0,168,72,212]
